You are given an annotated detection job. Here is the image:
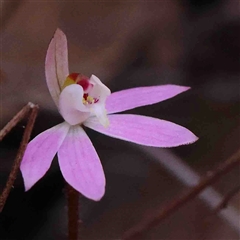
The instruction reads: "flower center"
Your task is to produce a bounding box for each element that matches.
[60,73,111,127]
[62,73,99,105]
[82,93,99,104]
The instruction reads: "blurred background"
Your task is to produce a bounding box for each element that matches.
[0,0,239,239]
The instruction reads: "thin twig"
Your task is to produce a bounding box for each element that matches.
[214,185,240,213]
[66,183,80,240]
[203,185,240,224]
[122,149,240,240]
[0,102,34,141]
[0,104,39,212]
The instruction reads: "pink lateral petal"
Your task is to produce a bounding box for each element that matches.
[84,114,198,147]
[58,126,105,201]
[45,29,69,107]
[20,122,70,191]
[106,85,190,114]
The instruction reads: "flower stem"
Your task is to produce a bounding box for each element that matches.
[0,103,39,212]
[66,183,80,240]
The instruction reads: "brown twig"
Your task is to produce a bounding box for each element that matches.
[66,183,80,240]
[0,102,34,141]
[214,185,240,213]
[203,185,240,224]
[0,103,39,212]
[122,149,240,240]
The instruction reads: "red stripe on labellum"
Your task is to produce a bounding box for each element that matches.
[68,72,91,91]
[77,79,90,91]
[83,93,88,100]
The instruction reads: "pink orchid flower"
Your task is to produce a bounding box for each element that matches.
[20,29,198,201]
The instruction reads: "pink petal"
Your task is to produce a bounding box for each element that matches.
[58,126,105,201]
[84,114,198,147]
[45,37,60,107]
[54,29,69,87]
[20,122,70,191]
[106,85,190,114]
[45,28,69,107]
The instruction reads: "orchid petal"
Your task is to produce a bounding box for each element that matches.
[84,114,198,147]
[54,29,69,88]
[45,28,69,107]
[59,84,90,125]
[45,37,60,106]
[106,85,190,114]
[89,75,111,103]
[58,126,105,201]
[20,122,70,191]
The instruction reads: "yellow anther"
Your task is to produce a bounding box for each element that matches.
[86,96,94,103]
[82,95,95,105]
